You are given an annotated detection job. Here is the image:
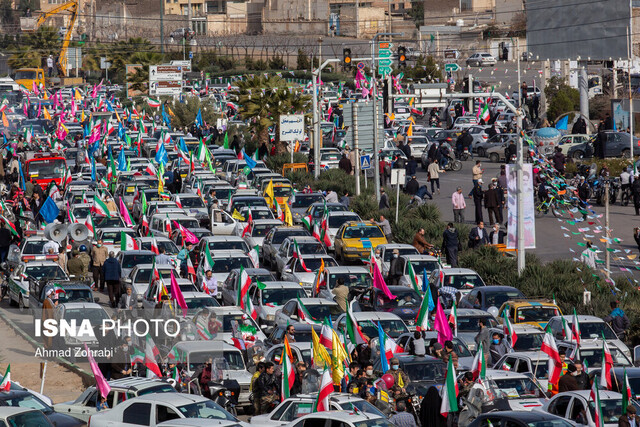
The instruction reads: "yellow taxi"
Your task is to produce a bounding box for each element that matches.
[499,299,563,330]
[334,221,388,262]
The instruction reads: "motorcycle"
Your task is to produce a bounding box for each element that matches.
[429,116,439,127]
[460,147,471,161]
[442,155,462,172]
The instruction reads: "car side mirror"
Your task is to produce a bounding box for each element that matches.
[284,268,292,274]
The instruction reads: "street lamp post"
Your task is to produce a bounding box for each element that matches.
[370,32,403,202]
[313,59,340,179]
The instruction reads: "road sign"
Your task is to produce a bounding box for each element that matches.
[360,155,371,170]
[378,59,393,67]
[357,62,365,70]
[149,65,182,81]
[444,63,461,72]
[150,80,182,96]
[279,114,305,142]
[378,48,392,59]
[170,60,191,73]
[378,43,394,76]
[189,51,193,59]
[378,42,394,50]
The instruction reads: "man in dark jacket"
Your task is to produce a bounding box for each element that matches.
[103,251,122,308]
[460,130,473,157]
[504,140,517,162]
[338,153,352,174]
[469,221,489,249]
[594,129,607,159]
[405,176,420,195]
[484,183,501,225]
[471,180,484,224]
[442,223,460,267]
[572,360,590,390]
[0,225,11,262]
[603,301,630,341]
[553,147,566,174]
[254,362,278,414]
[557,364,579,392]
[389,249,404,285]
[619,404,640,427]
[489,223,506,245]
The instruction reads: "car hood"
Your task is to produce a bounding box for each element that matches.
[46,411,85,427]
[506,397,545,411]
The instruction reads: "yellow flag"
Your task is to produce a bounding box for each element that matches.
[232,209,245,221]
[43,107,51,120]
[331,330,348,386]
[81,110,85,122]
[284,204,293,227]
[409,97,414,106]
[264,179,274,206]
[397,371,404,388]
[407,123,413,136]
[43,90,49,100]
[74,88,82,101]
[2,112,7,128]
[311,328,331,368]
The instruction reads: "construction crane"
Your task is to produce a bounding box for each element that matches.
[20,1,79,77]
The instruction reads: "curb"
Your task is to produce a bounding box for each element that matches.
[0,308,95,387]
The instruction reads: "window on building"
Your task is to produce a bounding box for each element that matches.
[206,0,226,14]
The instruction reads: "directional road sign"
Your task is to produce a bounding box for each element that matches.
[378,41,394,76]
[444,63,461,72]
[360,155,371,170]
[378,59,393,67]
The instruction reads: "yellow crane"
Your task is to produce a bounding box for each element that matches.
[20,0,79,77]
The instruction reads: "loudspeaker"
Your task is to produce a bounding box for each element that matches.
[44,223,68,243]
[68,223,89,242]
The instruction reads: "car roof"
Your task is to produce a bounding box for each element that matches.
[60,302,103,310]
[439,268,479,275]
[258,281,303,289]
[352,312,403,321]
[282,236,321,243]
[174,341,239,352]
[0,407,40,417]
[477,411,566,422]
[24,260,62,267]
[549,315,603,322]
[401,254,438,261]
[119,250,156,256]
[555,390,622,399]
[449,308,494,317]
[323,266,369,273]
[127,392,209,406]
[295,411,383,422]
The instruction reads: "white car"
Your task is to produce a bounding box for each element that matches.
[335,311,409,340]
[283,411,391,427]
[248,281,306,328]
[466,52,497,66]
[87,393,242,427]
[543,390,639,427]
[7,261,68,311]
[242,219,283,248]
[493,351,552,390]
[280,254,338,295]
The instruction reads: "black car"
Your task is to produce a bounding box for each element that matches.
[458,286,525,311]
[356,286,422,329]
[0,391,84,427]
[468,411,573,427]
[373,354,446,399]
[265,322,322,347]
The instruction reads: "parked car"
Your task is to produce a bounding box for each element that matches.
[468,411,573,427]
[543,390,639,426]
[0,390,84,427]
[466,52,497,66]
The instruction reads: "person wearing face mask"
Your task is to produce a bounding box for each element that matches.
[111,340,132,379]
[557,364,579,392]
[572,360,590,390]
[364,363,375,380]
[489,333,510,364]
[389,249,404,286]
[91,239,109,292]
[388,357,410,392]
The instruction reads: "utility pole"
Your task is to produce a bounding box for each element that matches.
[516,110,525,274]
[160,0,164,54]
[354,104,361,196]
[467,74,473,115]
[605,179,610,281]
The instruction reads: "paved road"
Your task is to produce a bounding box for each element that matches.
[408,155,640,277]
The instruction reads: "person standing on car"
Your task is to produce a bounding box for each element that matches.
[604,300,630,341]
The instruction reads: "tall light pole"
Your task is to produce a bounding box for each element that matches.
[370,32,403,202]
[160,0,164,54]
[313,59,340,178]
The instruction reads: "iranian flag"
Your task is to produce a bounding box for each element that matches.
[150,237,159,255]
[601,339,614,390]
[571,310,581,346]
[560,316,572,341]
[314,368,333,412]
[383,332,403,361]
[623,368,632,414]
[91,195,111,218]
[148,98,161,108]
[131,348,145,366]
[242,214,252,237]
[314,259,326,295]
[479,103,490,122]
[140,215,149,236]
[471,342,486,380]
[237,267,251,309]
[503,312,517,346]
[245,289,257,320]
[449,302,458,336]
[144,336,162,377]
[297,296,319,324]
[120,232,139,251]
[415,291,431,331]
[320,218,332,247]
[590,377,604,427]
[541,331,563,386]
[292,240,311,272]
[85,215,95,236]
[63,167,72,188]
[0,365,10,391]
[247,245,259,268]
[186,257,196,282]
[0,216,18,237]
[319,319,333,350]
[201,244,215,271]
[275,202,284,221]
[346,300,366,346]
[301,215,312,230]
[440,356,459,417]
[281,352,295,401]
[312,222,322,242]
[407,261,421,294]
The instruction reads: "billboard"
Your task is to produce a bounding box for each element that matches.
[279,114,305,142]
[526,0,630,61]
[506,164,536,250]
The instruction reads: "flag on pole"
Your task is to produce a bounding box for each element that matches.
[623,368,632,414]
[91,195,111,218]
[314,368,333,412]
[281,349,295,400]
[144,336,162,377]
[571,310,581,346]
[434,297,453,346]
[560,316,572,341]
[377,322,390,373]
[170,270,188,317]
[541,331,563,387]
[471,342,486,380]
[440,356,459,417]
[120,232,139,251]
[449,301,458,336]
[415,291,430,331]
[590,377,604,427]
[503,312,517,346]
[84,344,111,398]
[0,365,10,391]
[601,338,614,390]
[407,261,420,294]
[247,245,259,268]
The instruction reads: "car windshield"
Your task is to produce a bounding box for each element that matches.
[173,219,200,229]
[383,248,418,262]
[187,351,246,372]
[184,297,218,310]
[15,70,37,79]
[376,289,421,309]
[22,240,47,254]
[512,333,544,351]
[180,197,205,208]
[358,319,408,339]
[579,347,631,368]
[7,411,53,426]
[483,291,523,308]
[489,377,545,399]
[211,257,253,273]
[408,260,440,276]
[63,308,108,325]
[25,265,66,281]
[443,274,485,289]
[246,209,273,220]
[72,206,91,218]
[307,304,343,321]
[273,187,291,198]
[343,226,384,239]
[295,258,337,272]
[576,321,617,340]
[589,398,624,424]
[208,240,248,252]
[328,272,371,289]
[292,241,325,255]
[0,393,51,413]
[251,224,275,237]
[177,399,237,421]
[134,268,174,283]
[403,362,446,382]
[329,214,360,228]
[273,230,309,244]
[262,288,305,306]
[457,316,497,332]
[57,288,93,303]
[100,231,135,243]
[338,400,386,418]
[141,240,179,255]
[291,194,324,208]
[321,153,340,161]
[121,254,155,268]
[515,307,560,323]
[309,204,346,218]
[26,158,66,178]
[533,360,549,379]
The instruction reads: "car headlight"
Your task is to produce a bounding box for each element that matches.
[266,315,275,321]
[224,390,231,397]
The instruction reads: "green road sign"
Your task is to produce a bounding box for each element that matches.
[378,66,392,76]
[378,58,393,67]
[444,63,461,72]
[378,48,392,59]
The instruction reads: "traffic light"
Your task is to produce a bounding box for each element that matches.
[343,48,352,69]
[397,46,406,68]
